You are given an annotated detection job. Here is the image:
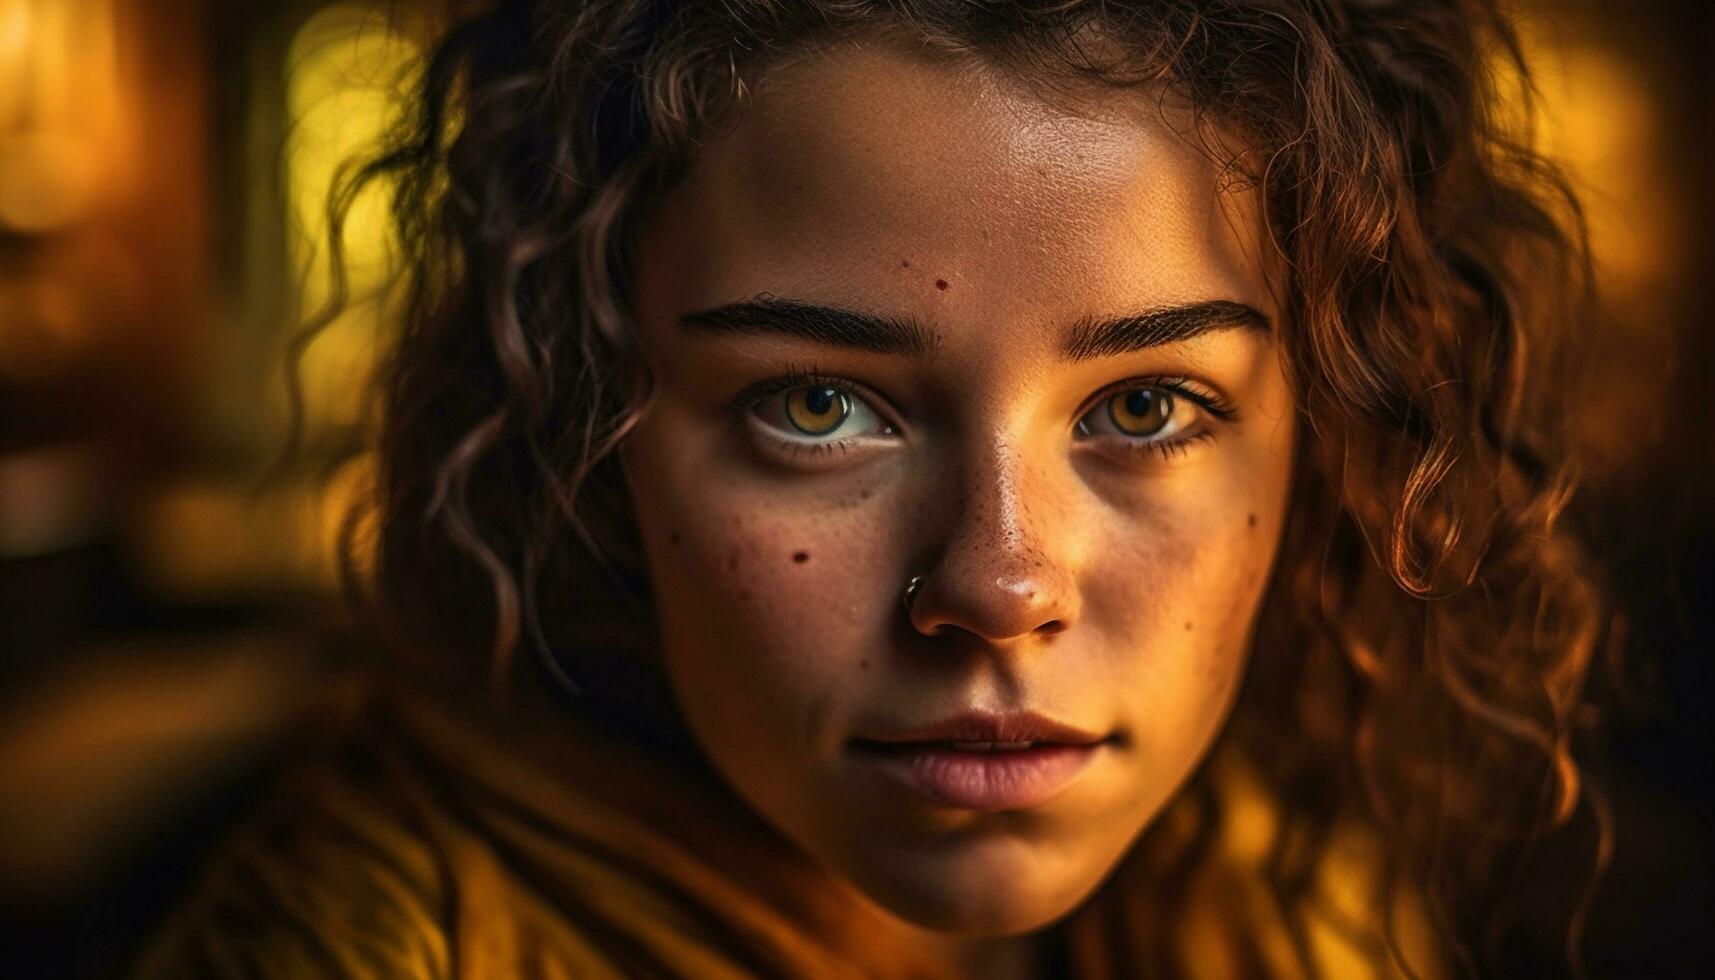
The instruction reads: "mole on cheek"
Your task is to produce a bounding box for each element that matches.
[1184,621,1194,632]
[935,278,949,290]
[901,259,911,268]
[1247,513,1257,528]
[669,529,682,546]
[792,551,810,564]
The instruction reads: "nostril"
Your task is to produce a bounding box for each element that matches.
[905,564,1079,643]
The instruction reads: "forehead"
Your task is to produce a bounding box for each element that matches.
[637,37,1274,332]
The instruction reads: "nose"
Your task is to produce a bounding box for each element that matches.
[906,441,1082,644]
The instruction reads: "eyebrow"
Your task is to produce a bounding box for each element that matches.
[1061,300,1272,361]
[679,295,1270,360]
[681,296,940,357]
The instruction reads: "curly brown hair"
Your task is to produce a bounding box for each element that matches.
[319,0,1610,974]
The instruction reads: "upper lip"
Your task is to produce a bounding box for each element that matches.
[857,710,1108,746]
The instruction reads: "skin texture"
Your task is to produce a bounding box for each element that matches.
[622,36,1298,975]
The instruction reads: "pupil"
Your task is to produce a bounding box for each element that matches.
[1125,389,1159,419]
[805,387,837,416]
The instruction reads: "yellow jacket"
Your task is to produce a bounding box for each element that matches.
[131,679,1441,979]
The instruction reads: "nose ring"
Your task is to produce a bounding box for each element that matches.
[902,574,926,613]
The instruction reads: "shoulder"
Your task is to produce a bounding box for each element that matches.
[128,700,455,980]
[1201,751,1449,980]
[125,678,778,980]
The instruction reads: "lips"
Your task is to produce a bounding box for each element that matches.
[850,711,1113,810]
[856,710,1108,748]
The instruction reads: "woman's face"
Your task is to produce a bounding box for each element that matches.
[623,40,1296,935]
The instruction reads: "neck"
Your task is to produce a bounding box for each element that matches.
[937,932,1041,980]
[823,878,1048,980]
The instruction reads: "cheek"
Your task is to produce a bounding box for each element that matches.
[1086,493,1276,752]
[622,425,894,729]
[1090,496,1270,640]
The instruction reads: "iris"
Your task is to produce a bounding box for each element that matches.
[786,386,850,435]
[1107,388,1172,437]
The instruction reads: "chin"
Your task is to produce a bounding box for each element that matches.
[838,847,1104,936]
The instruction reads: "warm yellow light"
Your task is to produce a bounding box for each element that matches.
[283,4,422,430]
[0,1,31,77]
[133,452,377,599]
[0,0,34,127]
[0,132,102,231]
[0,0,122,232]
[1499,16,1676,296]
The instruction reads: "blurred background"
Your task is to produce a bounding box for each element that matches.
[0,0,1708,976]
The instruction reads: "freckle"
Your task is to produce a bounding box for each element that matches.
[727,554,739,570]
[739,589,752,602]
[1247,513,1257,528]
[901,259,910,268]
[793,551,809,564]
[860,658,871,670]
[1184,621,1194,632]
[669,530,682,545]
[935,279,948,290]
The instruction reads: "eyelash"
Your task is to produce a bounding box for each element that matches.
[730,366,1237,462]
[1078,376,1237,463]
[729,364,897,461]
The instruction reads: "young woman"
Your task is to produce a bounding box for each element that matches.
[136,1,1608,976]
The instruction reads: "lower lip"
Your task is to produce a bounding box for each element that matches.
[850,741,1106,811]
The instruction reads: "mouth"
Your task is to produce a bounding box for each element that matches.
[849,711,1115,811]
[856,709,1109,747]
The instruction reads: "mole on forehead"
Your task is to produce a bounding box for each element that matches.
[650,38,1272,314]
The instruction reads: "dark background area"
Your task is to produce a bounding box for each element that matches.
[0,1,1710,976]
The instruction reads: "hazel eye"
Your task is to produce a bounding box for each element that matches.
[1077,385,1199,442]
[1107,388,1171,436]
[750,382,892,444]
[785,385,849,435]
